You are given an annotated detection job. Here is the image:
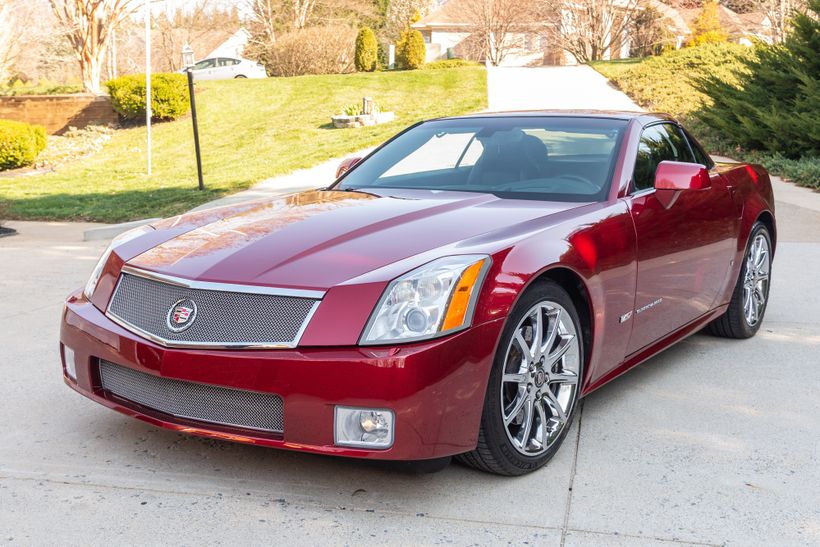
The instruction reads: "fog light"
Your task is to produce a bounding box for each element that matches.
[334,406,394,449]
[63,345,76,380]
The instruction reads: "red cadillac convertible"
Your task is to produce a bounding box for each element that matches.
[61,112,775,476]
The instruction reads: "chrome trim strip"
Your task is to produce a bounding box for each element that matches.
[105,269,322,350]
[120,265,326,299]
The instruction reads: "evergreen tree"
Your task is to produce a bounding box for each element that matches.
[396,29,425,69]
[355,27,379,71]
[696,0,820,157]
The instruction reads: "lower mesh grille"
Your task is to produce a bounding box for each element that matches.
[99,360,284,434]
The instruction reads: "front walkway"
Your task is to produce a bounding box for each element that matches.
[487,65,642,112]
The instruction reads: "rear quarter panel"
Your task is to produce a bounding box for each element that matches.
[712,162,776,306]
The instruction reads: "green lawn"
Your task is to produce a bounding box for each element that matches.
[0,67,487,222]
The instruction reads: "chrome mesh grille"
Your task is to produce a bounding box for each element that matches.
[107,272,318,347]
[99,360,284,433]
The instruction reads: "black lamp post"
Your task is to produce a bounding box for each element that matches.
[182,44,204,191]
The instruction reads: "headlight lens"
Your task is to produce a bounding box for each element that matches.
[361,255,491,345]
[83,224,155,300]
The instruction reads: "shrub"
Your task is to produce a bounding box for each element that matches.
[396,29,426,70]
[597,42,752,116]
[423,59,480,69]
[106,73,190,122]
[355,27,379,72]
[260,26,357,77]
[696,0,820,158]
[0,119,47,171]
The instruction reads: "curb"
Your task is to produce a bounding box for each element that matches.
[83,218,160,242]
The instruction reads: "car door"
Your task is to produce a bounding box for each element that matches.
[225,58,242,77]
[625,122,738,355]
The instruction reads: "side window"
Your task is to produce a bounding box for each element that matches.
[633,123,695,192]
[685,131,713,168]
[194,59,214,70]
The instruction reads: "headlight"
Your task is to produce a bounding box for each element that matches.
[361,255,491,345]
[83,224,155,300]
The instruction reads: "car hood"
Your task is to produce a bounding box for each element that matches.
[128,189,586,291]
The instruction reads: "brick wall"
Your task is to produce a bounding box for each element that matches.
[0,94,118,135]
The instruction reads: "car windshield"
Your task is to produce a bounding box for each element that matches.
[336,116,628,202]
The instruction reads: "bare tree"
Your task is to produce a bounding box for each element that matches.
[723,0,807,42]
[246,0,279,55]
[462,0,540,65]
[543,0,643,63]
[385,0,436,39]
[49,0,140,93]
[0,0,38,81]
[154,1,240,72]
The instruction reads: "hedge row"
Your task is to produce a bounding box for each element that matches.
[106,73,190,121]
[0,119,47,171]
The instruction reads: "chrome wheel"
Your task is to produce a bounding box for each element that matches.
[742,233,770,327]
[500,301,580,456]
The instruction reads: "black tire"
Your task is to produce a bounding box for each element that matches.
[457,280,584,476]
[707,221,772,339]
[235,75,248,79]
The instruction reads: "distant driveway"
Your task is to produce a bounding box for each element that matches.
[487,65,642,112]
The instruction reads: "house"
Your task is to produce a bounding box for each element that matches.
[677,6,773,45]
[411,0,563,66]
[411,0,769,66]
[206,28,252,60]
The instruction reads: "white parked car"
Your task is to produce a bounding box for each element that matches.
[183,57,267,81]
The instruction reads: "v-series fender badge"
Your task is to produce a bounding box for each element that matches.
[636,298,663,314]
[620,298,664,323]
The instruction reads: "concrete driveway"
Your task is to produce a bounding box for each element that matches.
[1,175,819,546]
[487,65,642,112]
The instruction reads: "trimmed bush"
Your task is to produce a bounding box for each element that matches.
[106,73,190,122]
[596,42,752,116]
[423,59,480,69]
[396,29,426,70]
[355,27,379,72]
[0,119,47,171]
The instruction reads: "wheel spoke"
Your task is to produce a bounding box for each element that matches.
[535,400,549,448]
[542,389,567,425]
[549,369,578,385]
[518,397,534,449]
[541,308,561,356]
[513,331,533,363]
[504,390,529,426]
[755,248,768,270]
[546,334,575,367]
[503,372,527,384]
[531,308,544,358]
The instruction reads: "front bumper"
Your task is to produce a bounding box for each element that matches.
[60,292,503,460]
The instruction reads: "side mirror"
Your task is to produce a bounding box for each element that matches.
[336,157,362,179]
[654,161,710,208]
